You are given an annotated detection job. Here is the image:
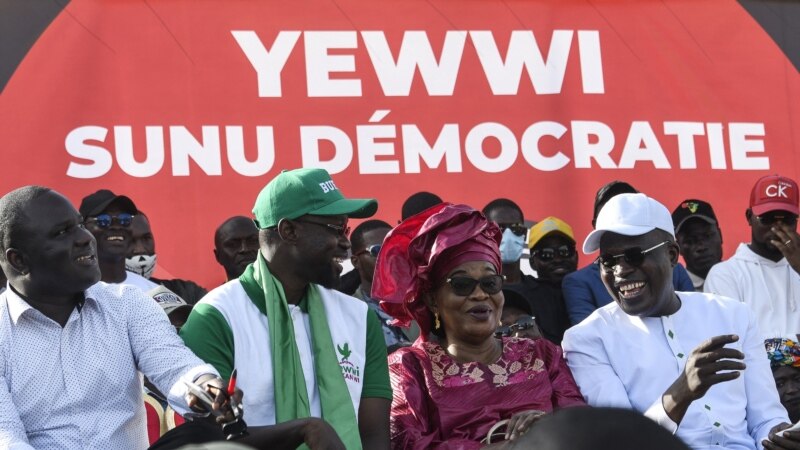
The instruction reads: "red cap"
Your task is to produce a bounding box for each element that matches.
[750,175,800,216]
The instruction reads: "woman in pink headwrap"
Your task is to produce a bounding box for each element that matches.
[373,203,584,450]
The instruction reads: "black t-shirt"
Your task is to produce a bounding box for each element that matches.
[506,275,571,345]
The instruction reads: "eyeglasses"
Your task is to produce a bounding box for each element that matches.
[497,223,527,237]
[354,244,381,258]
[445,274,505,296]
[532,245,575,261]
[755,214,798,226]
[84,213,134,229]
[598,241,671,270]
[495,315,537,338]
[295,219,350,237]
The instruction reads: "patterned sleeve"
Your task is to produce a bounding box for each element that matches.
[535,339,586,408]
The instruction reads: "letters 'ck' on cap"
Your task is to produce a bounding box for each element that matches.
[671,199,718,235]
[527,216,575,249]
[252,168,378,229]
[583,193,675,254]
[749,174,800,216]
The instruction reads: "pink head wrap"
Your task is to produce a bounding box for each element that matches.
[371,203,502,340]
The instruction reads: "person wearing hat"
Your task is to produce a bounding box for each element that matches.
[374,203,584,449]
[0,186,235,449]
[562,181,694,325]
[671,199,723,292]
[765,338,800,424]
[502,217,575,345]
[180,168,392,450]
[705,174,800,342]
[562,193,797,449]
[79,189,159,293]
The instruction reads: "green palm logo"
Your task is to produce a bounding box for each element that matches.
[337,342,352,361]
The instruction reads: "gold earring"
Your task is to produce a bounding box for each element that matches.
[434,312,441,330]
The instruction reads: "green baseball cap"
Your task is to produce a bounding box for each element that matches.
[253,168,378,228]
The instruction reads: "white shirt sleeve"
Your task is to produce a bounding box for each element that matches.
[124,286,218,415]
[0,375,35,450]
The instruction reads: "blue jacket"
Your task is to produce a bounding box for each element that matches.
[562,261,694,325]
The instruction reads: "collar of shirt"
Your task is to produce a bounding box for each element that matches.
[5,285,96,325]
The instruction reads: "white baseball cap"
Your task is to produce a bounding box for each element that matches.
[583,193,675,254]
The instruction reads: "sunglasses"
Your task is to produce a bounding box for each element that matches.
[354,244,381,258]
[755,214,798,226]
[495,315,537,338]
[598,241,671,270]
[84,213,134,229]
[532,245,575,261]
[295,219,350,237]
[498,223,527,237]
[445,274,505,296]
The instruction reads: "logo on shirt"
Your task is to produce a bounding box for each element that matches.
[337,342,361,383]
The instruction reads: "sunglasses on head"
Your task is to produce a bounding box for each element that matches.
[85,213,134,229]
[354,244,381,258]
[495,315,537,338]
[532,245,575,261]
[598,241,671,270]
[445,274,505,296]
[756,214,798,226]
[498,223,527,237]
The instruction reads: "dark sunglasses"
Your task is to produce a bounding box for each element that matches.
[532,245,575,261]
[756,214,798,226]
[295,219,350,237]
[84,213,134,229]
[445,274,504,296]
[354,244,381,258]
[495,315,537,338]
[498,223,527,237]
[598,241,670,270]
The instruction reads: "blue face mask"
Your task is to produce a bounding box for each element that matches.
[499,228,525,263]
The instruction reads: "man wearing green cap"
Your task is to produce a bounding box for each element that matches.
[180,168,391,449]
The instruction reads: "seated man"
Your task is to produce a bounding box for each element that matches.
[180,168,391,449]
[79,189,158,292]
[213,216,259,283]
[562,181,694,325]
[0,186,229,449]
[671,199,723,291]
[765,338,800,424]
[562,193,796,449]
[127,212,208,304]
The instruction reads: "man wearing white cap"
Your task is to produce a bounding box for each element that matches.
[562,193,797,449]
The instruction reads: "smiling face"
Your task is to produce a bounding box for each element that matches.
[428,260,504,345]
[293,214,351,289]
[13,191,100,300]
[84,202,133,263]
[531,234,578,284]
[598,230,680,317]
[675,219,722,278]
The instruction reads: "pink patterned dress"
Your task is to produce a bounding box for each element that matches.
[388,337,585,450]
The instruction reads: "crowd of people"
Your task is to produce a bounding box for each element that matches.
[1,169,800,450]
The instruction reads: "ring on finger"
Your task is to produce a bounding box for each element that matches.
[787,240,793,246]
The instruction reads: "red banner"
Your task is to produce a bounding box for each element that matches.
[1,1,798,288]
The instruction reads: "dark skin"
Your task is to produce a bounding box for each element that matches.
[773,365,800,424]
[351,227,390,296]
[214,216,259,281]
[530,234,578,285]
[263,214,390,449]
[1,191,234,420]
[128,214,156,257]
[425,260,544,444]
[675,219,723,279]
[599,230,798,448]
[84,203,135,283]
[485,206,525,284]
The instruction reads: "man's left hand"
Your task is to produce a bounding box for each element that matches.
[771,225,800,274]
[764,423,800,449]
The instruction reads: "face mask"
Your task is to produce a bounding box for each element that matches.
[499,228,525,263]
[126,254,157,279]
